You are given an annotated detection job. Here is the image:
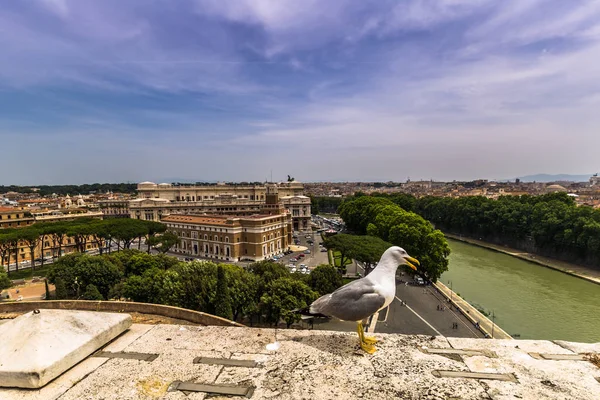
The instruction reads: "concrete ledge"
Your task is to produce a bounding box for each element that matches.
[0,310,131,389]
[0,300,244,327]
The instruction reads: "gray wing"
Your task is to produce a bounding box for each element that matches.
[309,278,386,322]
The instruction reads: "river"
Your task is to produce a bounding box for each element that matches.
[441,238,600,343]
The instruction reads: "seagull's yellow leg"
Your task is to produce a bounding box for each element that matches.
[360,321,378,345]
[357,322,376,354]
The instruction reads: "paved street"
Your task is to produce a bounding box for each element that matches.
[376,279,484,338]
[311,275,485,339]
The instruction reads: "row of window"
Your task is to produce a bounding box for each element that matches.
[0,214,28,220]
[174,195,266,201]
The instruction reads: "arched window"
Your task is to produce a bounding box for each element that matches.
[263,236,266,242]
[204,234,208,240]
[225,237,229,243]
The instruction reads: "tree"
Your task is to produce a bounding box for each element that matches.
[44,279,51,300]
[247,260,290,293]
[350,235,394,275]
[154,253,181,271]
[260,278,317,328]
[323,234,357,270]
[54,277,68,299]
[122,267,168,303]
[214,265,233,320]
[81,284,104,300]
[107,219,149,250]
[145,221,167,254]
[339,196,451,281]
[45,223,68,260]
[0,230,16,271]
[48,254,122,299]
[66,220,95,253]
[19,228,41,273]
[221,264,258,322]
[160,261,219,312]
[122,252,160,277]
[0,270,11,291]
[148,231,178,254]
[307,264,343,295]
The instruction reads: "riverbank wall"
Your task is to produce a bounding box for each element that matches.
[432,281,513,340]
[444,233,600,286]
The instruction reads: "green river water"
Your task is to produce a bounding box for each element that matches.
[441,239,600,343]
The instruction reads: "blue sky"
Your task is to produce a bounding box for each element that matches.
[1,0,599,185]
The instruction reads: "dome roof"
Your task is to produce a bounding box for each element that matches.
[546,184,567,192]
[139,181,157,185]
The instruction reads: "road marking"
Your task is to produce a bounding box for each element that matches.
[394,296,443,336]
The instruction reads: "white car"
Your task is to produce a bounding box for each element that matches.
[300,264,307,268]
[291,267,297,273]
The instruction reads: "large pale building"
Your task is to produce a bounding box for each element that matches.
[162,191,293,262]
[104,180,312,232]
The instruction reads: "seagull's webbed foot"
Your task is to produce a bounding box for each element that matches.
[360,341,377,354]
[362,335,378,345]
[357,321,378,354]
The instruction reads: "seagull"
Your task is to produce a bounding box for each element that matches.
[301,246,419,354]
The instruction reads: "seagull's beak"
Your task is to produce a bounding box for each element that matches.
[403,256,420,271]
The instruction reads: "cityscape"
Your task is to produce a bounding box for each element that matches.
[1,0,600,399]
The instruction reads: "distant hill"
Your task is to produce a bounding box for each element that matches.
[515,174,593,183]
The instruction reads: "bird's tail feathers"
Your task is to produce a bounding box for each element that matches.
[291,307,328,319]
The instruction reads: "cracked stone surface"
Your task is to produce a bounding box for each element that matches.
[0,310,131,390]
[0,324,598,399]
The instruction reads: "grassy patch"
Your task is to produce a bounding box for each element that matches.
[8,264,53,281]
[332,250,353,267]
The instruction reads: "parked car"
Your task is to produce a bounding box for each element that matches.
[320,248,327,252]
[289,258,297,262]
[291,267,297,273]
[304,250,311,254]
[300,264,307,268]
[297,254,305,258]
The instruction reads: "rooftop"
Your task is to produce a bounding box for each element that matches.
[162,213,284,225]
[1,320,598,399]
[162,214,231,225]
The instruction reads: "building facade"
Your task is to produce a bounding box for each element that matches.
[162,212,292,262]
[119,181,312,231]
[0,208,104,268]
[0,207,35,229]
[279,195,311,231]
[162,189,293,262]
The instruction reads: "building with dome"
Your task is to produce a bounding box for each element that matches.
[545,184,568,193]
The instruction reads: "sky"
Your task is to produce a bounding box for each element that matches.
[1,0,599,185]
